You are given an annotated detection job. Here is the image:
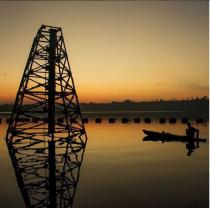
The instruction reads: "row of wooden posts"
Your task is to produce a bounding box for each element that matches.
[0,117,205,124]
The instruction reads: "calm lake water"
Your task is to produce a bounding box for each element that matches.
[0,114,209,208]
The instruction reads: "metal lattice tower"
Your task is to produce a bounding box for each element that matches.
[6,25,87,208]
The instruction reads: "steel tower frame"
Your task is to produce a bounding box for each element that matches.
[6,25,87,208]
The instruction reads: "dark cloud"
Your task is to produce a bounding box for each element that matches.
[154,80,208,91]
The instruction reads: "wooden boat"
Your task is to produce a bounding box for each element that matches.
[143,129,207,143]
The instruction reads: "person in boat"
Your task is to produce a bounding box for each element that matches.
[186,122,199,139]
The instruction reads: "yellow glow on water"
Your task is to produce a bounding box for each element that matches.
[0,118,208,207]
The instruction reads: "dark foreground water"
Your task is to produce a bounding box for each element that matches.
[0,113,208,208]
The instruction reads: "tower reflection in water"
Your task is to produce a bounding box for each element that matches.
[7,132,86,208]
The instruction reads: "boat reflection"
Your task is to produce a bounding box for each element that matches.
[143,134,206,156]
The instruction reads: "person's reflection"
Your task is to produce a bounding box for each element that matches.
[186,139,200,156]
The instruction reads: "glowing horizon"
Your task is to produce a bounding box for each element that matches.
[0,1,208,104]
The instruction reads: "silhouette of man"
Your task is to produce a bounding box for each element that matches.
[186,122,199,139]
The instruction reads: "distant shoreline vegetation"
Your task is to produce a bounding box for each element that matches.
[0,97,208,112]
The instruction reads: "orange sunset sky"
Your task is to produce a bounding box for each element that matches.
[0,1,208,103]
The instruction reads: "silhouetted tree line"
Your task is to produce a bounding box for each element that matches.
[80,97,209,112]
[0,97,208,112]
